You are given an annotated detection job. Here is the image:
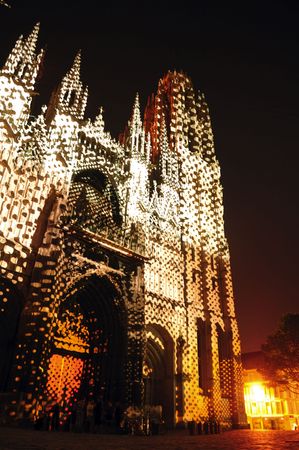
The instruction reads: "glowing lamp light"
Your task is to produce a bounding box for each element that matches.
[250,383,266,402]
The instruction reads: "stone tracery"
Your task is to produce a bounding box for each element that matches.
[0,25,246,428]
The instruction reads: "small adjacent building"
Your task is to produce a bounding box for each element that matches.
[242,352,299,430]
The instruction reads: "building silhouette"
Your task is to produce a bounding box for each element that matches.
[0,24,246,428]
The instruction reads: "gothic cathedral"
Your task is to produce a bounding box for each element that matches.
[0,25,246,428]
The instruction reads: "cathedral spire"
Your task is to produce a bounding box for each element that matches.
[131,92,142,132]
[67,50,82,83]
[23,22,40,56]
[50,50,88,120]
[123,92,145,156]
[1,23,43,90]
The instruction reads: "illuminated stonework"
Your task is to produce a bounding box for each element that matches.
[0,25,246,428]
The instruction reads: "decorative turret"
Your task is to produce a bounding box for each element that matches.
[47,52,88,121]
[1,23,43,90]
[121,93,149,161]
[0,24,43,133]
[123,94,151,221]
[131,93,142,133]
[93,107,105,134]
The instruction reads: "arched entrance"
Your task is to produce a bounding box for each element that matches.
[144,324,175,428]
[46,274,127,420]
[0,278,23,392]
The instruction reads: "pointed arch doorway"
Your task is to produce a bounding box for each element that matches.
[46,275,127,418]
[144,324,175,428]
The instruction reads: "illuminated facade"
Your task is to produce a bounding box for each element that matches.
[243,352,299,430]
[0,25,246,428]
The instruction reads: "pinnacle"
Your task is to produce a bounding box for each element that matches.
[2,23,42,84]
[131,92,141,127]
[24,22,40,53]
[68,50,82,80]
[94,107,105,131]
[95,106,104,121]
[73,50,82,69]
[134,92,140,107]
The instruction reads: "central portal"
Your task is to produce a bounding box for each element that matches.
[46,275,127,418]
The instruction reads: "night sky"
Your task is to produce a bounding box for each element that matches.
[0,0,298,353]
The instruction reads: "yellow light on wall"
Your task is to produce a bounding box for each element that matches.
[250,383,266,402]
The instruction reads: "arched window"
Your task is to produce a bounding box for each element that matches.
[69,90,76,107]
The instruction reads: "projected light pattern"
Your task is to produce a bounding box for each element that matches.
[46,354,84,417]
[0,25,246,428]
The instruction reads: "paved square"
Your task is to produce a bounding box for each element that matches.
[0,428,299,450]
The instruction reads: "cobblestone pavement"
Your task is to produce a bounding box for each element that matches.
[0,428,299,450]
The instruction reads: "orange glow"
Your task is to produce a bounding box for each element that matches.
[46,354,83,407]
[243,374,299,430]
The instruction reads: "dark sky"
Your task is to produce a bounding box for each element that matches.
[0,0,298,353]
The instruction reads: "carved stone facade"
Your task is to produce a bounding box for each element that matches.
[0,25,246,427]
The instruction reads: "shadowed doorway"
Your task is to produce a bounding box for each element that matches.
[0,278,23,393]
[144,324,175,428]
[46,275,127,419]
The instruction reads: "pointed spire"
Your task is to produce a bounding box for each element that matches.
[94,107,105,133]
[1,23,43,90]
[67,50,82,82]
[125,92,143,154]
[131,92,142,130]
[5,34,24,62]
[23,22,40,54]
[53,50,87,120]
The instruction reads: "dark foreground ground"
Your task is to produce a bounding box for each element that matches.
[0,428,299,450]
